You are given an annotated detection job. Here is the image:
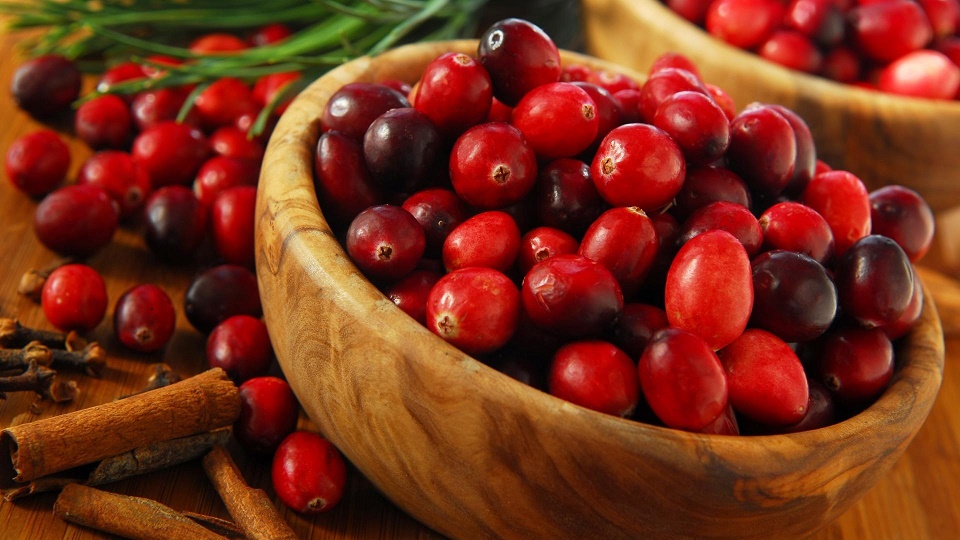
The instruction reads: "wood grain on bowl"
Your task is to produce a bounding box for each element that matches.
[255,40,945,539]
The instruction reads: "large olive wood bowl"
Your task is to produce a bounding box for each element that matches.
[255,40,945,539]
[582,0,960,214]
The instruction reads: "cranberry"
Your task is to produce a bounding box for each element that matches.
[193,156,260,207]
[637,67,708,124]
[78,151,152,220]
[74,95,132,150]
[586,69,640,94]
[41,264,108,332]
[414,52,492,138]
[130,88,196,131]
[252,71,301,114]
[143,186,208,261]
[211,186,256,267]
[478,18,561,106]
[784,0,846,46]
[386,270,443,326]
[801,170,871,257]
[751,250,838,342]
[346,205,425,281]
[705,0,785,49]
[726,105,797,197]
[677,201,763,257]
[877,50,960,100]
[652,90,730,165]
[314,131,382,226]
[768,105,817,197]
[487,97,513,122]
[5,129,70,197]
[210,127,265,162]
[771,379,835,433]
[363,107,441,193]
[184,264,262,334]
[97,62,146,94]
[548,340,639,417]
[835,235,915,328]
[879,270,924,340]
[443,211,520,273]
[850,0,933,63]
[235,376,299,454]
[705,83,737,121]
[665,230,753,350]
[579,207,658,297]
[132,121,210,187]
[189,33,248,54]
[609,303,669,358]
[869,185,935,262]
[194,77,258,130]
[426,267,520,355]
[321,82,409,140]
[591,123,685,211]
[511,82,599,159]
[674,166,751,221]
[534,158,605,236]
[272,431,347,514]
[449,122,537,208]
[758,31,823,73]
[10,54,81,118]
[920,0,960,39]
[638,327,728,431]
[207,315,273,383]
[613,88,643,124]
[401,188,469,256]
[114,284,176,353]
[521,254,624,338]
[248,23,293,47]
[816,327,894,404]
[518,226,579,276]
[649,52,703,79]
[34,185,119,258]
[561,64,593,82]
[820,47,862,83]
[697,404,740,435]
[759,201,835,264]
[570,81,622,149]
[668,0,713,24]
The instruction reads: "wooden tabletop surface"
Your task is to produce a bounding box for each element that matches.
[0,23,958,540]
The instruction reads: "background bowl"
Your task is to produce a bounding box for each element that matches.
[582,0,960,215]
[255,40,945,539]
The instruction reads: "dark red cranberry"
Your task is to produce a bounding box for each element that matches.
[771,379,835,433]
[570,81,622,149]
[579,207,659,297]
[801,170,871,257]
[114,284,177,353]
[193,156,260,207]
[477,18,561,106]
[511,82,599,159]
[817,327,894,404]
[784,0,846,47]
[835,235,915,329]
[143,186,208,262]
[41,264,108,332]
[820,47,862,83]
[751,250,838,342]
[132,121,210,187]
[725,105,797,197]
[5,129,70,197]
[426,267,521,355]
[652,90,730,165]
[363,107,441,193]
[449,122,537,208]
[401,188,468,256]
[272,431,347,514]
[346,205,425,281]
[207,315,273,383]
[34,185,119,258]
[637,67,708,124]
[677,201,763,257]
[235,377,299,454]
[759,201,834,264]
[548,340,639,417]
[414,52,492,138]
[210,127,265,162]
[248,23,293,47]
[534,158,605,236]
[518,226,579,276]
[184,264,262,334]
[674,166,751,220]
[609,303,669,358]
[130,87,197,131]
[10,54,81,118]
[879,270,924,340]
[612,88,642,124]
[591,123,685,211]
[768,105,817,197]
[705,0,785,49]
[313,131,382,226]
[443,211,520,273]
[869,185,935,262]
[194,77,258,130]
[850,0,933,63]
[321,82,410,140]
[78,151,151,220]
[705,83,737,121]
[75,95,132,149]
[211,186,256,267]
[386,270,443,326]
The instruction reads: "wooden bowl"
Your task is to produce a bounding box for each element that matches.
[582,0,960,214]
[255,40,946,539]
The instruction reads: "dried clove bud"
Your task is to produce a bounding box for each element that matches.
[119,363,182,400]
[50,342,106,376]
[0,318,87,351]
[0,360,76,402]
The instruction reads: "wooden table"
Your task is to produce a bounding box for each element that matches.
[0,27,958,540]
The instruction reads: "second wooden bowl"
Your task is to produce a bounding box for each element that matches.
[255,40,946,539]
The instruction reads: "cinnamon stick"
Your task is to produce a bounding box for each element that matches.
[54,484,228,540]
[0,368,239,487]
[203,445,298,540]
[182,512,247,539]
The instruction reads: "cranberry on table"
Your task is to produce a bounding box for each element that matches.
[34,185,119,258]
[235,376,299,454]
[193,155,260,207]
[869,185,935,262]
[401,188,469,256]
[386,270,443,326]
[143,186,208,262]
[184,264,263,334]
[363,107,441,193]
[449,122,538,209]
[533,158,605,236]
[114,284,177,353]
[321,82,410,141]
[652,90,730,165]
[426,267,521,355]
[477,18,561,106]
[75,94,132,150]
[801,170,872,257]
[132,121,210,187]
[5,129,70,197]
[548,340,639,417]
[211,186,257,267]
[835,235,915,329]
[414,52,493,138]
[314,131,382,227]
[816,327,895,405]
[518,226,579,276]
[78,151,152,220]
[751,250,838,342]
[591,123,686,211]
[41,264,108,333]
[272,431,347,514]
[10,54,81,118]
[346,205,425,281]
[579,206,659,297]
[511,82,599,159]
[443,211,520,273]
[207,315,274,383]
[758,201,835,265]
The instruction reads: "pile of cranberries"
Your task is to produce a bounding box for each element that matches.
[5,26,345,514]
[664,0,960,100]
[317,18,935,436]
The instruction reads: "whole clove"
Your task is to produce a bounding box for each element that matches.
[0,318,87,351]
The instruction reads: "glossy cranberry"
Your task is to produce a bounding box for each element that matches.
[673,166,750,221]
[209,127,265,162]
[143,186,208,261]
[570,81,622,149]
[386,270,442,326]
[401,188,468,256]
[665,230,753,350]
[637,67,708,124]
[5,129,70,197]
[920,0,960,38]
[193,77,258,129]
[677,201,763,257]
[184,264,262,334]
[207,315,273,382]
[75,95,132,149]
[548,340,639,417]
[10,54,81,118]
[193,156,260,207]
[313,131,382,226]
[518,226,579,276]
[235,377,299,454]
[272,431,347,514]
[211,186,256,267]
[609,303,669,358]
[758,201,835,264]
[486,97,513,122]
[613,88,643,124]
[132,121,210,187]
[449,122,537,208]
[534,158,605,236]
[561,64,593,82]
[820,47,861,83]
[41,264,108,332]
[835,235,915,328]
[801,170,871,257]
[34,185,119,258]
[443,211,520,273]
[850,1,933,63]
[321,82,409,140]
[414,52,492,138]
[130,87,196,131]
[649,52,703,79]
[478,18,561,105]
[511,82,599,159]
[591,123,685,211]
[816,327,894,404]
[426,267,520,355]
[705,83,737,121]
[189,33,248,54]
[252,71,301,114]
[768,105,817,197]
[718,329,808,426]
[521,254,624,338]
[652,90,730,165]
[363,107,441,193]
[726,105,797,196]
[668,0,713,23]
[751,250,838,342]
[771,379,835,433]
[877,50,960,100]
[97,61,146,94]
[869,185,935,262]
[879,271,924,340]
[78,151,151,220]
[346,205,425,281]
[579,207,659,297]
[113,284,176,353]
[639,327,728,430]
[758,31,823,73]
[784,0,846,46]
[706,0,785,49]
[586,69,639,94]
[248,23,293,46]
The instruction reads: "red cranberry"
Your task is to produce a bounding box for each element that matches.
[78,151,152,220]
[771,379,835,433]
[820,47,862,83]
[114,284,176,353]
[34,185,119,258]
[272,431,347,514]
[585,69,640,94]
[130,87,196,131]
[210,126,265,162]
[652,90,730,165]
[97,62,146,95]
[835,235,915,328]
[609,303,669,358]
[920,0,960,39]
[386,270,443,326]
[561,64,593,82]
[801,170,871,257]
[674,166,751,221]
[363,107,441,193]
[132,121,210,187]
[449,122,537,208]
[401,188,469,256]
[548,340,639,417]
[705,83,737,121]
[252,71,301,114]
[650,52,702,79]
[534,158,605,236]
[518,226,579,276]
[426,267,521,355]
[321,82,410,140]
[591,123,685,211]
[751,250,838,342]
[570,81,622,149]
[10,55,81,118]
[879,271,924,340]
[758,201,835,264]
[667,0,713,24]
[313,131,381,226]
[193,156,260,207]
[869,185,935,262]
[784,0,846,47]
[414,52,492,138]
[207,315,273,383]
[41,264,108,332]
[705,0,785,49]
[184,264,262,334]
[443,211,520,273]
[637,67,708,124]
[817,327,894,404]
[613,88,643,124]
[877,50,960,100]
[678,201,763,257]
[211,186,257,267]
[726,105,797,196]
[768,105,817,197]
[758,30,823,73]
[850,0,933,63]
[194,77,258,129]
[75,94,132,150]
[487,96,513,122]
[143,186,208,261]
[5,129,70,197]
[248,23,293,46]
[346,205,425,281]
[189,33,248,54]
[579,207,659,297]
[511,82,599,159]
[235,376,299,454]
[478,18,561,105]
